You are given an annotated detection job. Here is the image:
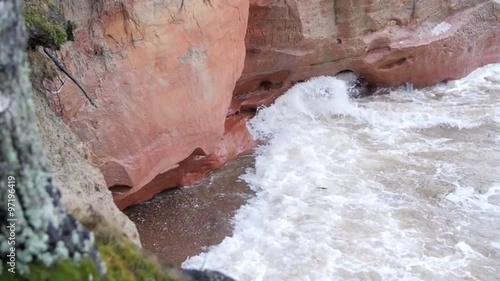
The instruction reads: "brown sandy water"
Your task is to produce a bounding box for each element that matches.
[124,154,255,266]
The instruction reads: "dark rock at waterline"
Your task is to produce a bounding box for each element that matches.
[182,269,237,281]
[335,70,375,98]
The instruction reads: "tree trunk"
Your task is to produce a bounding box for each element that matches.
[0,0,100,275]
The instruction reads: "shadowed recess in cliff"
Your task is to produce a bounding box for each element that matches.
[113,113,256,210]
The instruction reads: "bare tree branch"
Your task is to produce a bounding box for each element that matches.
[43,47,98,108]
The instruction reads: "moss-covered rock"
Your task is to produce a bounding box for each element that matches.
[1,241,168,281]
[23,1,76,49]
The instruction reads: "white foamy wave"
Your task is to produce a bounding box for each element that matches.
[183,64,500,280]
[446,184,500,211]
[247,76,357,140]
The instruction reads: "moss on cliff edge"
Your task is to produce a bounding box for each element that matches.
[23,1,76,49]
[0,212,231,281]
[98,242,178,281]
[0,241,178,281]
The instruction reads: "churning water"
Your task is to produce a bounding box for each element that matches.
[183,64,500,281]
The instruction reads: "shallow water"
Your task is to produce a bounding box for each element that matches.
[183,64,500,281]
[125,155,255,265]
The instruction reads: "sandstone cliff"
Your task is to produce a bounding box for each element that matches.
[40,0,499,209]
[50,0,250,209]
[234,0,500,95]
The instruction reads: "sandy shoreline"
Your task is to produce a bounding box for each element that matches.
[124,154,255,266]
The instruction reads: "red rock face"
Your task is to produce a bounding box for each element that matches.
[55,0,250,208]
[234,0,500,96]
[52,0,499,209]
[114,113,256,210]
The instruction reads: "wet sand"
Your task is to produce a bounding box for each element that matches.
[124,154,255,266]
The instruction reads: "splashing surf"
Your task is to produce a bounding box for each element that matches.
[184,64,500,281]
